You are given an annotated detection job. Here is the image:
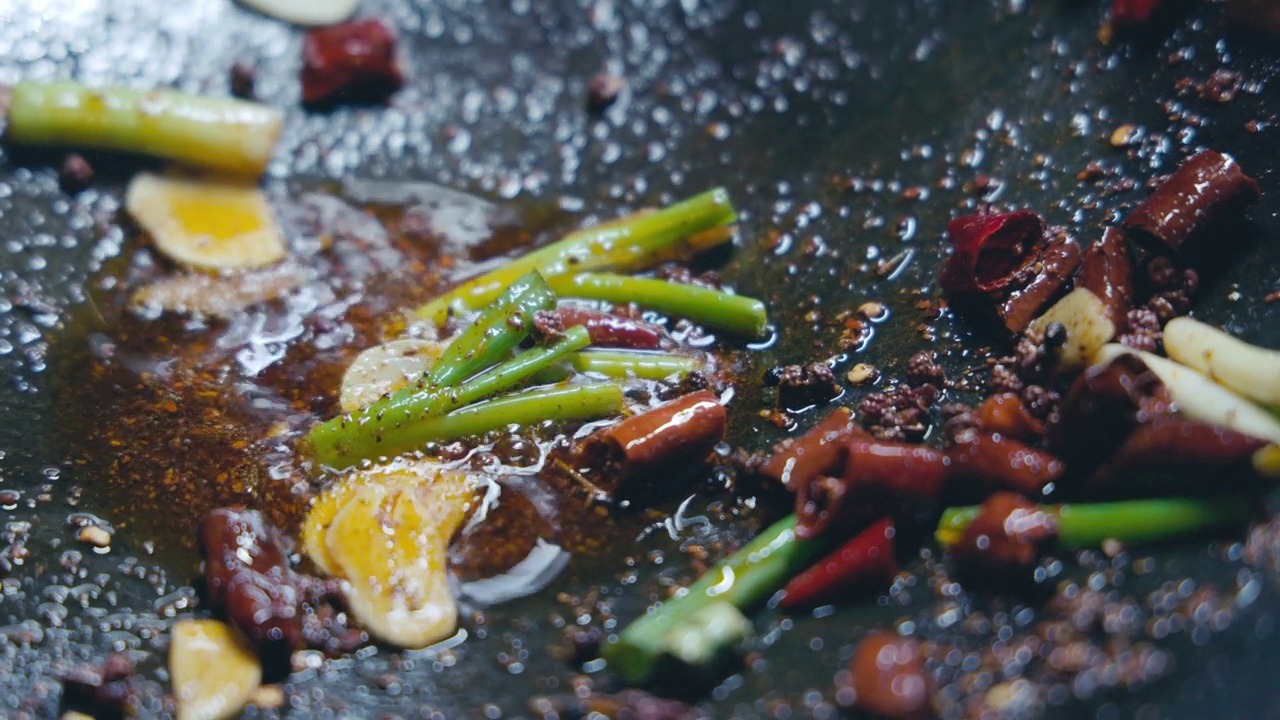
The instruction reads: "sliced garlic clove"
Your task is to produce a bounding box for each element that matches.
[1163,316,1280,407]
[170,619,262,720]
[126,172,287,271]
[1028,287,1116,370]
[338,339,446,413]
[237,0,358,27]
[1095,344,1280,444]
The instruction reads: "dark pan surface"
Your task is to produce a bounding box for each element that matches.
[0,0,1278,717]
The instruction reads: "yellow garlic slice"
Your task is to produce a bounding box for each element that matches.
[302,461,477,648]
[170,619,262,720]
[126,172,286,271]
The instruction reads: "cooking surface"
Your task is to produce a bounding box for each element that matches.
[0,0,1278,717]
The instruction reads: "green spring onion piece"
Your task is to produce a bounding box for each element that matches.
[427,271,556,389]
[309,327,591,467]
[412,188,738,325]
[551,272,768,339]
[7,81,282,177]
[604,514,830,685]
[936,496,1251,551]
[568,350,699,380]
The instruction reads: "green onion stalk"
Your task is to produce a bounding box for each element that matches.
[935,496,1252,551]
[604,514,833,685]
[6,80,282,176]
[569,350,699,380]
[551,272,768,339]
[309,327,593,467]
[412,188,738,325]
[426,271,557,388]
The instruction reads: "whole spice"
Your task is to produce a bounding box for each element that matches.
[1122,150,1260,254]
[846,632,933,719]
[301,19,405,107]
[577,390,726,496]
[1075,227,1135,331]
[779,517,896,609]
[939,210,1045,296]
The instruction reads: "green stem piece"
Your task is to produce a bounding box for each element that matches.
[427,271,556,388]
[569,350,699,380]
[550,273,769,338]
[309,328,592,467]
[604,514,831,685]
[6,80,282,177]
[936,496,1251,551]
[412,189,738,325]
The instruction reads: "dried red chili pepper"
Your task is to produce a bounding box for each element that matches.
[973,392,1046,442]
[950,492,1058,575]
[1123,150,1260,254]
[995,229,1081,333]
[301,19,404,107]
[946,434,1065,497]
[555,306,665,349]
[1076,226,1135,331]
[939,210,1045,296]
[846,632,934,719]
[1086,416,1268,496]
[779,517,896,610]
[757,407,868,491]
[1111,0,1164,27]
[578,390,726,496]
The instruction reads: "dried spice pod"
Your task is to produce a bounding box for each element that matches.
[1123,150,1260,254]
[846,632,934,719]
[947,434,1064,497]
[554,306,666,349]
[1087,416,1268,495]
[779,517,897,609]
[940,210,1045,296]
[996,230,1082,333]
[948,492,1058,575]
[1110,0,1166,28]
[301,19,405,108]
[1076,227,1135,331]
[578,390,726,497]
[973,392,1046,442]
[757,408,868,491]
[796,440,947,539]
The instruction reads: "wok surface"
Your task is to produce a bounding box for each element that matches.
[0,0,1278,717]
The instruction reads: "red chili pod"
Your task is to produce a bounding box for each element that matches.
[995,230,1081,333]
[1123,150,1260,254]
[939,210,1046,295]
[780,517,896,610]
[974,392,1046,443]
[555,306,665,349]
[1076,227,1135,331]
[301,19,405,107]
[951,492,1058,574]
[757,408,869,491]
[796,440,947,539]
[577,390,726,495]
[846,632,934,719]
[1111,0,1164,27]
[946,434,1065,497]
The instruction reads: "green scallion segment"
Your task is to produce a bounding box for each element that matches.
[551,272,768,338]
[936,496,1251,551]
[309,328,593,467]
[6,81,282,176]
[427,271,556,388]
[568,350,698,380]
[604,514,830,685]
[412,188,738,325]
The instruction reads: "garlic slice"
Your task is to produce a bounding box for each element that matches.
[1028,287,1116,370]
[237,0,358,26]
[302,461,477,648]
[170,619,262,720]
[338,339,446,413]
[1163,316,1280,407]
[1095,344,1280,444]
[126,172,286,271]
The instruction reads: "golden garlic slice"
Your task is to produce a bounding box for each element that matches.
[338,339,447,413]
[170,619,262,720]
[1028,287,1116,370]
[126,172,286,271]
[302,461,477,648]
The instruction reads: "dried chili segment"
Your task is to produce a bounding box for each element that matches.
[1076,227,1135,331]
[844,632,934,719]
[555,306,666,349]
[1123,150,1260,254]
[578,390,726,496]
[995,230,1081,333]
[1110,0,1165,27]
[301,19,404,107]
[939,210,1045,295]
[757,407,868,491]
